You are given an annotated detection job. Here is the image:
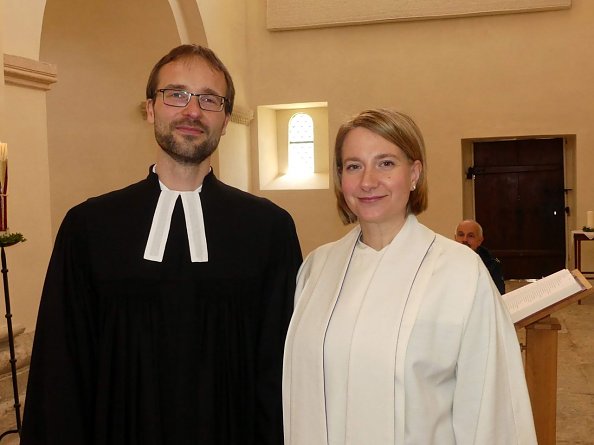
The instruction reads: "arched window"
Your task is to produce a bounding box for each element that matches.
[288,113,314,175]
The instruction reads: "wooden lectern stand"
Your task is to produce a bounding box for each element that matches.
[513,270,593,445]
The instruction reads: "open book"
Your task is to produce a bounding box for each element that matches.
[501,269,588,324]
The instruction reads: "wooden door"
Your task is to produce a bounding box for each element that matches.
[472,138,566,279]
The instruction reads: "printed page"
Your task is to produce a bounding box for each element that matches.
[502,269,584,323]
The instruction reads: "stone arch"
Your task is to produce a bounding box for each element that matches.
[168,0,208,45]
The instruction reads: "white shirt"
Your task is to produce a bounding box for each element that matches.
[324,240,387,444]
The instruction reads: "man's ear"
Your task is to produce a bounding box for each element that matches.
[221,113,231,135]
[146,99,155,124]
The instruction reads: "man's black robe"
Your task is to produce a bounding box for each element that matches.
[21,169,302,445]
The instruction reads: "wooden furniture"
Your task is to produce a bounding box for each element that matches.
[514,270,593,445]
[523,317,561,445]
[572,231,594,278]
[572,231,594,304]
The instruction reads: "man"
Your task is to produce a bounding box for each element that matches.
[21,44,302,445]
[455,219,505,294]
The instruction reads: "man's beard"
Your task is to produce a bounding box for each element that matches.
[154,119,221,165]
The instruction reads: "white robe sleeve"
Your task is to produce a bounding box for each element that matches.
[453,266,538,444]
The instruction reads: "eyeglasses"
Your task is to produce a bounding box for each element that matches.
[157,89,226,112]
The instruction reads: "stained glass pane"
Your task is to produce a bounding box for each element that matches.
[288,113,315,175]
[289,113,314,143]
[288,142,314,175]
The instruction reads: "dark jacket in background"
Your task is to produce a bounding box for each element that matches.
[477,245,505,294]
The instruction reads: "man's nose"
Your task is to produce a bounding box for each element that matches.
[182,96,204,117]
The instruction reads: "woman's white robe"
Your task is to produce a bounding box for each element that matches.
[283,215,537,444]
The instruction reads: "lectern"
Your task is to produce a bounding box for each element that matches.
[512,270,593,445]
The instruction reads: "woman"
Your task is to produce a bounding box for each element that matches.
[283,109,536,444]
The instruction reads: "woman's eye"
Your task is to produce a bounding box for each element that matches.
[344,164,360,171]
[379,160,395,168]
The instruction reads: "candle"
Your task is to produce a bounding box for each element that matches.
[0,142,7,232]
[588,210,594,229]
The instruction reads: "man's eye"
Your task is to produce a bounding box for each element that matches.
[171,91,187,99]
[201,95,223,106]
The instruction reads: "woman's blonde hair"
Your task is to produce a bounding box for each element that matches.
[334,108,428,224]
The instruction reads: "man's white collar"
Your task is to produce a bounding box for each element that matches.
[143,176,208,263]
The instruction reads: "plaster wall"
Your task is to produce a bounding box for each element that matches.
[247,0,594,257]
[0,1,4,135]
[196,0,249,107]
[1,84,53,330]
[1,0,45,59]
[218,120,250,191]
[1,0,54,331]
[195,0,253,193]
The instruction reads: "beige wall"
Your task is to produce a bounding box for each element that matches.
[2,82,53,331]
[218,120,251,191]
[197,0,249,107]
[267,0,571,29]
[247,0,594,257]
[0,1,4,135]
[195,0,253,193]
[1,1,55,331]
[1,0,45,59]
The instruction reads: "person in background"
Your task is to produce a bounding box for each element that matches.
[21,44,302,445]
[455,219,506,294]
[283,108,536,444]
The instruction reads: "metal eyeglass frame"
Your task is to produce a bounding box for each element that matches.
[157,88,226,112]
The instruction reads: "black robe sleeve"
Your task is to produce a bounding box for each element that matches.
[21,206,98,445]
[255,209,302,444]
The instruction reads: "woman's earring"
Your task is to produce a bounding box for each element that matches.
[411,183,416,191]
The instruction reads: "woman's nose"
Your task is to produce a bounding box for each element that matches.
[360,168,378,189]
